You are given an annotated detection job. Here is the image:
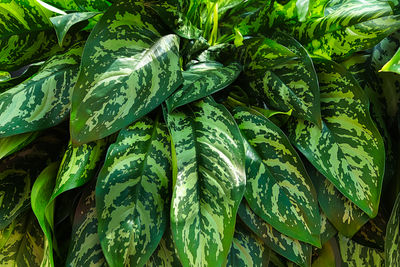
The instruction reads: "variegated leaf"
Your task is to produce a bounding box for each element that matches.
[320,212,337,246]
[338,234,384,266]
[50,138,107,202]
[0,43,83,138]
[66,182,106,267]
[293,0,400,59]
[232,107,320,246]
[0,131,39,160]
[31,162,60,267]
[97,116,171,267]
[237,201,312,267]
[166,61,241,112]
[288,59,385,217]
[70,1,183,144]
[352,212,386,251]
[0,211,44,266]
[50,12,100,46]
[385,193,400,266]
[225,223,270,267]
[73,0,110,11]
[146,227,182,267]
[167,98,246,267]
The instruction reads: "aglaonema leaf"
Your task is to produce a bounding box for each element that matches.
[70,1,183,144]
[0,211,45,266]
[0,131,39,160]
[166,61,241,112]
[381,47,400,74]
[0,43,83,138]
[232,107,321,247]
[385,193,400,266]
[66,181,107,267]
[167,98,246,267]
[338,234,384,266]
[96,116,172,267]
[288,59,385,218]
[237,201,312,267]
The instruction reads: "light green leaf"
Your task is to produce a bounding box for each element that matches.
[166,61,241,112]
[66,182,106,267]
[31,162,60,267]
[146,227,182,267]
[296,0,310,22]
[0,71,11,82]
[237,201,312,267]
[0,43,83,138]
[0,132,39,160]
[167,98,246,267]
[70,1,183,144]
[232,107,320,246]
[225,224,270,267]
[288,59,385,217]
[73,0,110,11]
[0,211,44,266]
[96,116,172,267]
[381,47,400,74]
[50,12,101,46]
[50,138,107,202]
[385,193,400,266]
[338,234,384,266]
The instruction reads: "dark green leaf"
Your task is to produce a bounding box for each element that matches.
[338,234,384,266]
[0,132,39,160]
[385,193,400,266]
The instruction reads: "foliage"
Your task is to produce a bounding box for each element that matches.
[1,0,400,266]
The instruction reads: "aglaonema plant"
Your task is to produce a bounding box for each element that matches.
[1,0,400,266]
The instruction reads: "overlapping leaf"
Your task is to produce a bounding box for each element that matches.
[0,43,83,138]
[319,212,337,245]
[66,182,106,267]
[145,228,182,267]
[232,107,320,246]
[288,59,385,217]
[166,61,241,111]
[70,1,183,144]
[167,98,245,267]
[352,212,386,251]
[0,132,39,160]
[237,201,312,267]
[385,193,400,266]
[96,117,172,267]
[338,234,384,266]
[0,211,44,266]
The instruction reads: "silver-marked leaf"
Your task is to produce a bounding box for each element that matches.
[31,162,60,267]
[352,212,386,251]
[50,12,101,46]
[0,43,83,138]
[96,116,172,267]
[0,211,44,266]
[237,201,312,267]
[166,61,241,112]
[73,0,111,11]
[225,223,270,267]
[338,234,384,266]
[0,131,39,160]
[66,182,106,267]
[167,98,246,267]
[0,169,31,230]
[248,32,321,126]
[293,0,400,59]
[385,193,400,266]
[70,1,183,144]
[288,59,385,217]
[146,227,182,267]
[50,138,107,202]
[232,107,320,246]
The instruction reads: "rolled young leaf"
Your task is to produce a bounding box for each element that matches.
[167,97,246,267]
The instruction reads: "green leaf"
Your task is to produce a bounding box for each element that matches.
[73,0,110,11]
[319,212,337,245]
[0,43,83,138]
[70,1,183,144]
[381,47,400,74]
[232,107,320,246]
[288,59,385,217]
[0,71,11,82]
[312,240,338,267]
[31,162,60,267]
[338,234,384,266]
[225,223,270,267]
[96,116,172,267]
[166,61,241,112]
[352,212,386,251]
[49,139,107,202]
[0,131,39,160]
[296,0,310,22]
[66,182,106,267]
[0,211,45,266]
[0,63,43,94]
[293,0,400,59]
[50,12,101,46]
[167,98,246,267]
[237,201,312,267]
[146,227,182,267]
[385,193,400,266]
